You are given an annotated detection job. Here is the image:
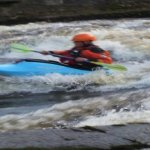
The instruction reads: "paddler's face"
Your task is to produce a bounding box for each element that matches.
[74,41,92,48]
[74,41,84,47]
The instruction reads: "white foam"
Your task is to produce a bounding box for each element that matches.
[76,110,150,127]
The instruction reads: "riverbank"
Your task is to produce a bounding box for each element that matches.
[0,0,150,25]
[0,123,150,150]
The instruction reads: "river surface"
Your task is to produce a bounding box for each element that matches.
[0,19,149,131]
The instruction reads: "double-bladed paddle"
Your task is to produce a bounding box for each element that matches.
[11,43,127,71]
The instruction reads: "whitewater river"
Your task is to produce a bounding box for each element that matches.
[0,19,149,131]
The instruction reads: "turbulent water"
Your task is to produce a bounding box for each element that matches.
[0,19,149,131]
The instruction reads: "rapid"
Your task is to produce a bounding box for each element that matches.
[0,19,149,131]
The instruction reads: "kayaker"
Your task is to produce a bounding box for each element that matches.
[41,33,112,70]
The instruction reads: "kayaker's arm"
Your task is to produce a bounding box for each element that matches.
[41,50,96,63]
[41,50,89,63]
[41,50,69,55]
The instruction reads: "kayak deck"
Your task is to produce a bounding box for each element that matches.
[0,60,91,76]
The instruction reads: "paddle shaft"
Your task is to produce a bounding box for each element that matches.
[12,45,94,63]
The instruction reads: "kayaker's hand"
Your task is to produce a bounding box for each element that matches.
[41,51,54,55]
[75,57,88,62]
[41,51,49,55]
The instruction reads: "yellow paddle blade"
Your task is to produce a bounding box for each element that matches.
[11,43,32,53]
[91,61,127,71]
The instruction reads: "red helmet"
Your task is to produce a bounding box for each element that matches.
[72,33,96,42]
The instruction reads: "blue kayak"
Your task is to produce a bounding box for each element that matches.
[0,59,92,76]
